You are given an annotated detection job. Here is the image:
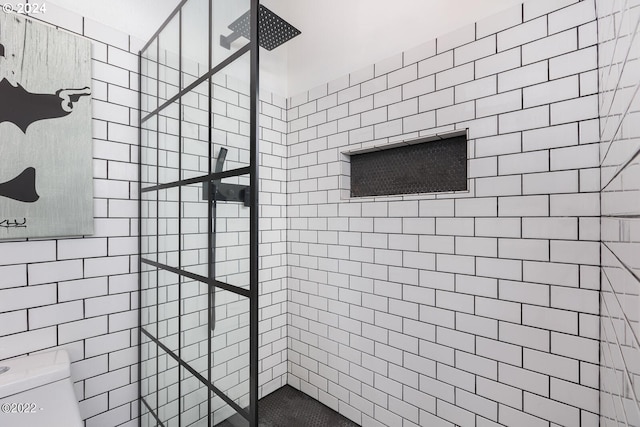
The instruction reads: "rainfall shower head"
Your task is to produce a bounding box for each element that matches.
[220,5,301,51]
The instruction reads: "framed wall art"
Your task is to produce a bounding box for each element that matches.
[0,10,93,239]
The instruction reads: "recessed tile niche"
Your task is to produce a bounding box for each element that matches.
[347,132,468,197]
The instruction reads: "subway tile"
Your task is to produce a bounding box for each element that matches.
[522,123,578,151]
[456,236,498,257]
[375,53,403,77]
[497,16,547,52]
[455,35,496,65]
[29,301,84,329]
[402,75,436,100]
[28,259,83,285]
[499,404,547,427]
[418,51,454,78]
[476,48,521,78]
[477,5,523,38]
[455,76,497,103]
[404,40,437,66]
[0,284,57,312]
[523,170,579,195]
[350,66,374,86]
[524,0,578,21]
[523,260,579,287]
[59,277,109,302]
[500,321,549,352]
[550,241,600,265]
[456,312,498,339]
[523,29,578,65]
[548,0,596,35]
[475,218,521,238]
[419,88,454,112]
[550,95,599,125]
[498,363,549,397]
[475,132,521,157]
[84,367,130,398]
[59,317,108,344]
[477,378,522,410]
[33,2,83,33]
[0,327,57,360]
[388,64,418,88]
[86,294,131,317]
[0,265,27,289]
[436,101,475,126]
[524,393,580,427]
[523,305,578,334]
[437,24,476,53]
[476,175,521,197]
[578,21,598,49]
[0,241,56,266]
[498,61,548,92]
[436,63,474,90]
[389,98,419,120]
[522,217,577,240]
[476,337,522,367]
[0,310,27,336]
[456,274,497,298]
[499,105,549,133]
[524,75,579,108]
[476,90,522,118]
[374,87,402,108]
[549,193,600,216]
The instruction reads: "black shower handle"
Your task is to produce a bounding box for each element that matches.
[210,147,227,333]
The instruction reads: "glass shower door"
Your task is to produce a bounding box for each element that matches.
[139,0,259,426]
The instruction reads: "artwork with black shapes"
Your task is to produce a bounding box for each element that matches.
[0,79,91,133]
[0,167,39,203]
[0,11,93,239]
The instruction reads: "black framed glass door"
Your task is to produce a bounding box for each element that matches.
[138,1,259,426]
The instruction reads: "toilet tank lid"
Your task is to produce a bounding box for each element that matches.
[0,350,71,398]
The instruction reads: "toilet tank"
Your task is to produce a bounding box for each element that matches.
[0,349,83,427]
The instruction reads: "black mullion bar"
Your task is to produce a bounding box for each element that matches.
[249,0,260,426]
[177,9,183,426]
[141,258,251,298]
[141,397,167,427]
[141,166,252,193]
[207,0,213,424]
[137,50,143,427]
[140,328,251,421]
[141,44,251,124]
[140,0,190,54]
[154,38,161,426]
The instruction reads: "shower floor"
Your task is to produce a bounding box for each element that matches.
[215,385,360,427]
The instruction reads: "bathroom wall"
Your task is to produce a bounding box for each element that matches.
[597,0,640,425]
[286,1,601,426]
[0,4,141,427]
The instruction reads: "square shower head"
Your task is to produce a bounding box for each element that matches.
[221,5,301,51]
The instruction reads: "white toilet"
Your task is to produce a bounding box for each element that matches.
[0,349,83,427]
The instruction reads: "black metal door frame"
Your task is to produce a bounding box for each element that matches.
[137,0,260,425]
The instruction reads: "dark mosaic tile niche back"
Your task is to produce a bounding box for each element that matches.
[350,134,467,197]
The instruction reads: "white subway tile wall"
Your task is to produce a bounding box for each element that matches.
[597,0,640,425]
[286,1,601,426]
[0,5,143,427]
